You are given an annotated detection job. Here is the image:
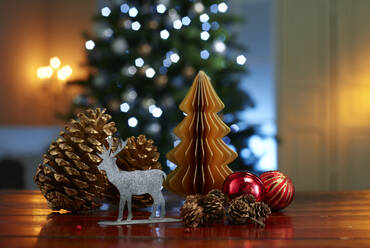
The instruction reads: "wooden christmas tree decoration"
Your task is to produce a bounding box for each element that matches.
[165,71,238,195]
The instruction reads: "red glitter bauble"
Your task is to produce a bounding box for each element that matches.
[260,170,295,211]
[222,171,265,202]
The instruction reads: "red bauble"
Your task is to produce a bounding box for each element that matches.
[222,171,265,202]
[260,170,295,210]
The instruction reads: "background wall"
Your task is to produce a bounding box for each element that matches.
[0,0,95,125]
[0,0,96,189]
[277,0,370,191]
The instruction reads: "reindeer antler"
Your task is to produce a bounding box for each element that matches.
[111,138,127,157]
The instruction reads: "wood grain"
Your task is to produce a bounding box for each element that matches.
[0,190,370,247]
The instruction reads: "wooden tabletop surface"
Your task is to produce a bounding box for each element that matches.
[0,190,370,247]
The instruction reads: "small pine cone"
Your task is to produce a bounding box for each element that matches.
[251,202,271,222]
[114,134,162,208]
[207,189,228,208]
[239,194,257,204]
[116,135,161,170]
[34,108,117,212]
[228,195,254,224]
[180,195,204,228]
[199,194,225,223]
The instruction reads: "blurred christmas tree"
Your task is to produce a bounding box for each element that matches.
[67,0,259,172]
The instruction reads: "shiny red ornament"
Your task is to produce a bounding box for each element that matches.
[260,170,295,211]
[222,171,265,202]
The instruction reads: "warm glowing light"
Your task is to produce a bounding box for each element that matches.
[49,57,61,69]
[37,66,53,79]
[57,65,72,80]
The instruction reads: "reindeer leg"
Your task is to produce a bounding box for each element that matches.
[117,195,125,222]
[149,193,158,219]
[158,193,165,218]
[127,195,133,221]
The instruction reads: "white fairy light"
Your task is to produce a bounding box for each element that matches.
[120,4,129,13]
[213,40,226,53]
[160,29,170,39]
[218,2,228,13]
[200,50,210,60]
[85,40,95,50]
[230,124,240,132]
[128,117,138,127]
[128,7,138,17]
[199,13,209,22]
[152,107,163,118]
[173,19,182,29]
[135,58,144,67]
[127,66,137,75]
[148,104,157,113]
[236,55,247,65]
[120,102,130,112]
[200,31,210,40]
[156,4,167,14]
[145,67,156,78]
[170,53,180,63]
[131,21,141,31]
[194,2,204,13]
[182,16,191,26]
[101,7,111,17]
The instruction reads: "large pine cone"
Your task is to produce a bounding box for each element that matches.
[34,108,116,212]
[115,135,162,208]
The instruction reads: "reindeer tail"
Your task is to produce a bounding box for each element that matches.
[160,170,167,182]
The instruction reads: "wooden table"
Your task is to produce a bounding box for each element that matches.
[0,190,370,247]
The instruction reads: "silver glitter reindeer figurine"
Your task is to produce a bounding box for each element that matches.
[97,137,179,225]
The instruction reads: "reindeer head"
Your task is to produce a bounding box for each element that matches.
[97,137,127,172]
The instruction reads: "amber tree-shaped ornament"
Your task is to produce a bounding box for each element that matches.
[165,71,238,195]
